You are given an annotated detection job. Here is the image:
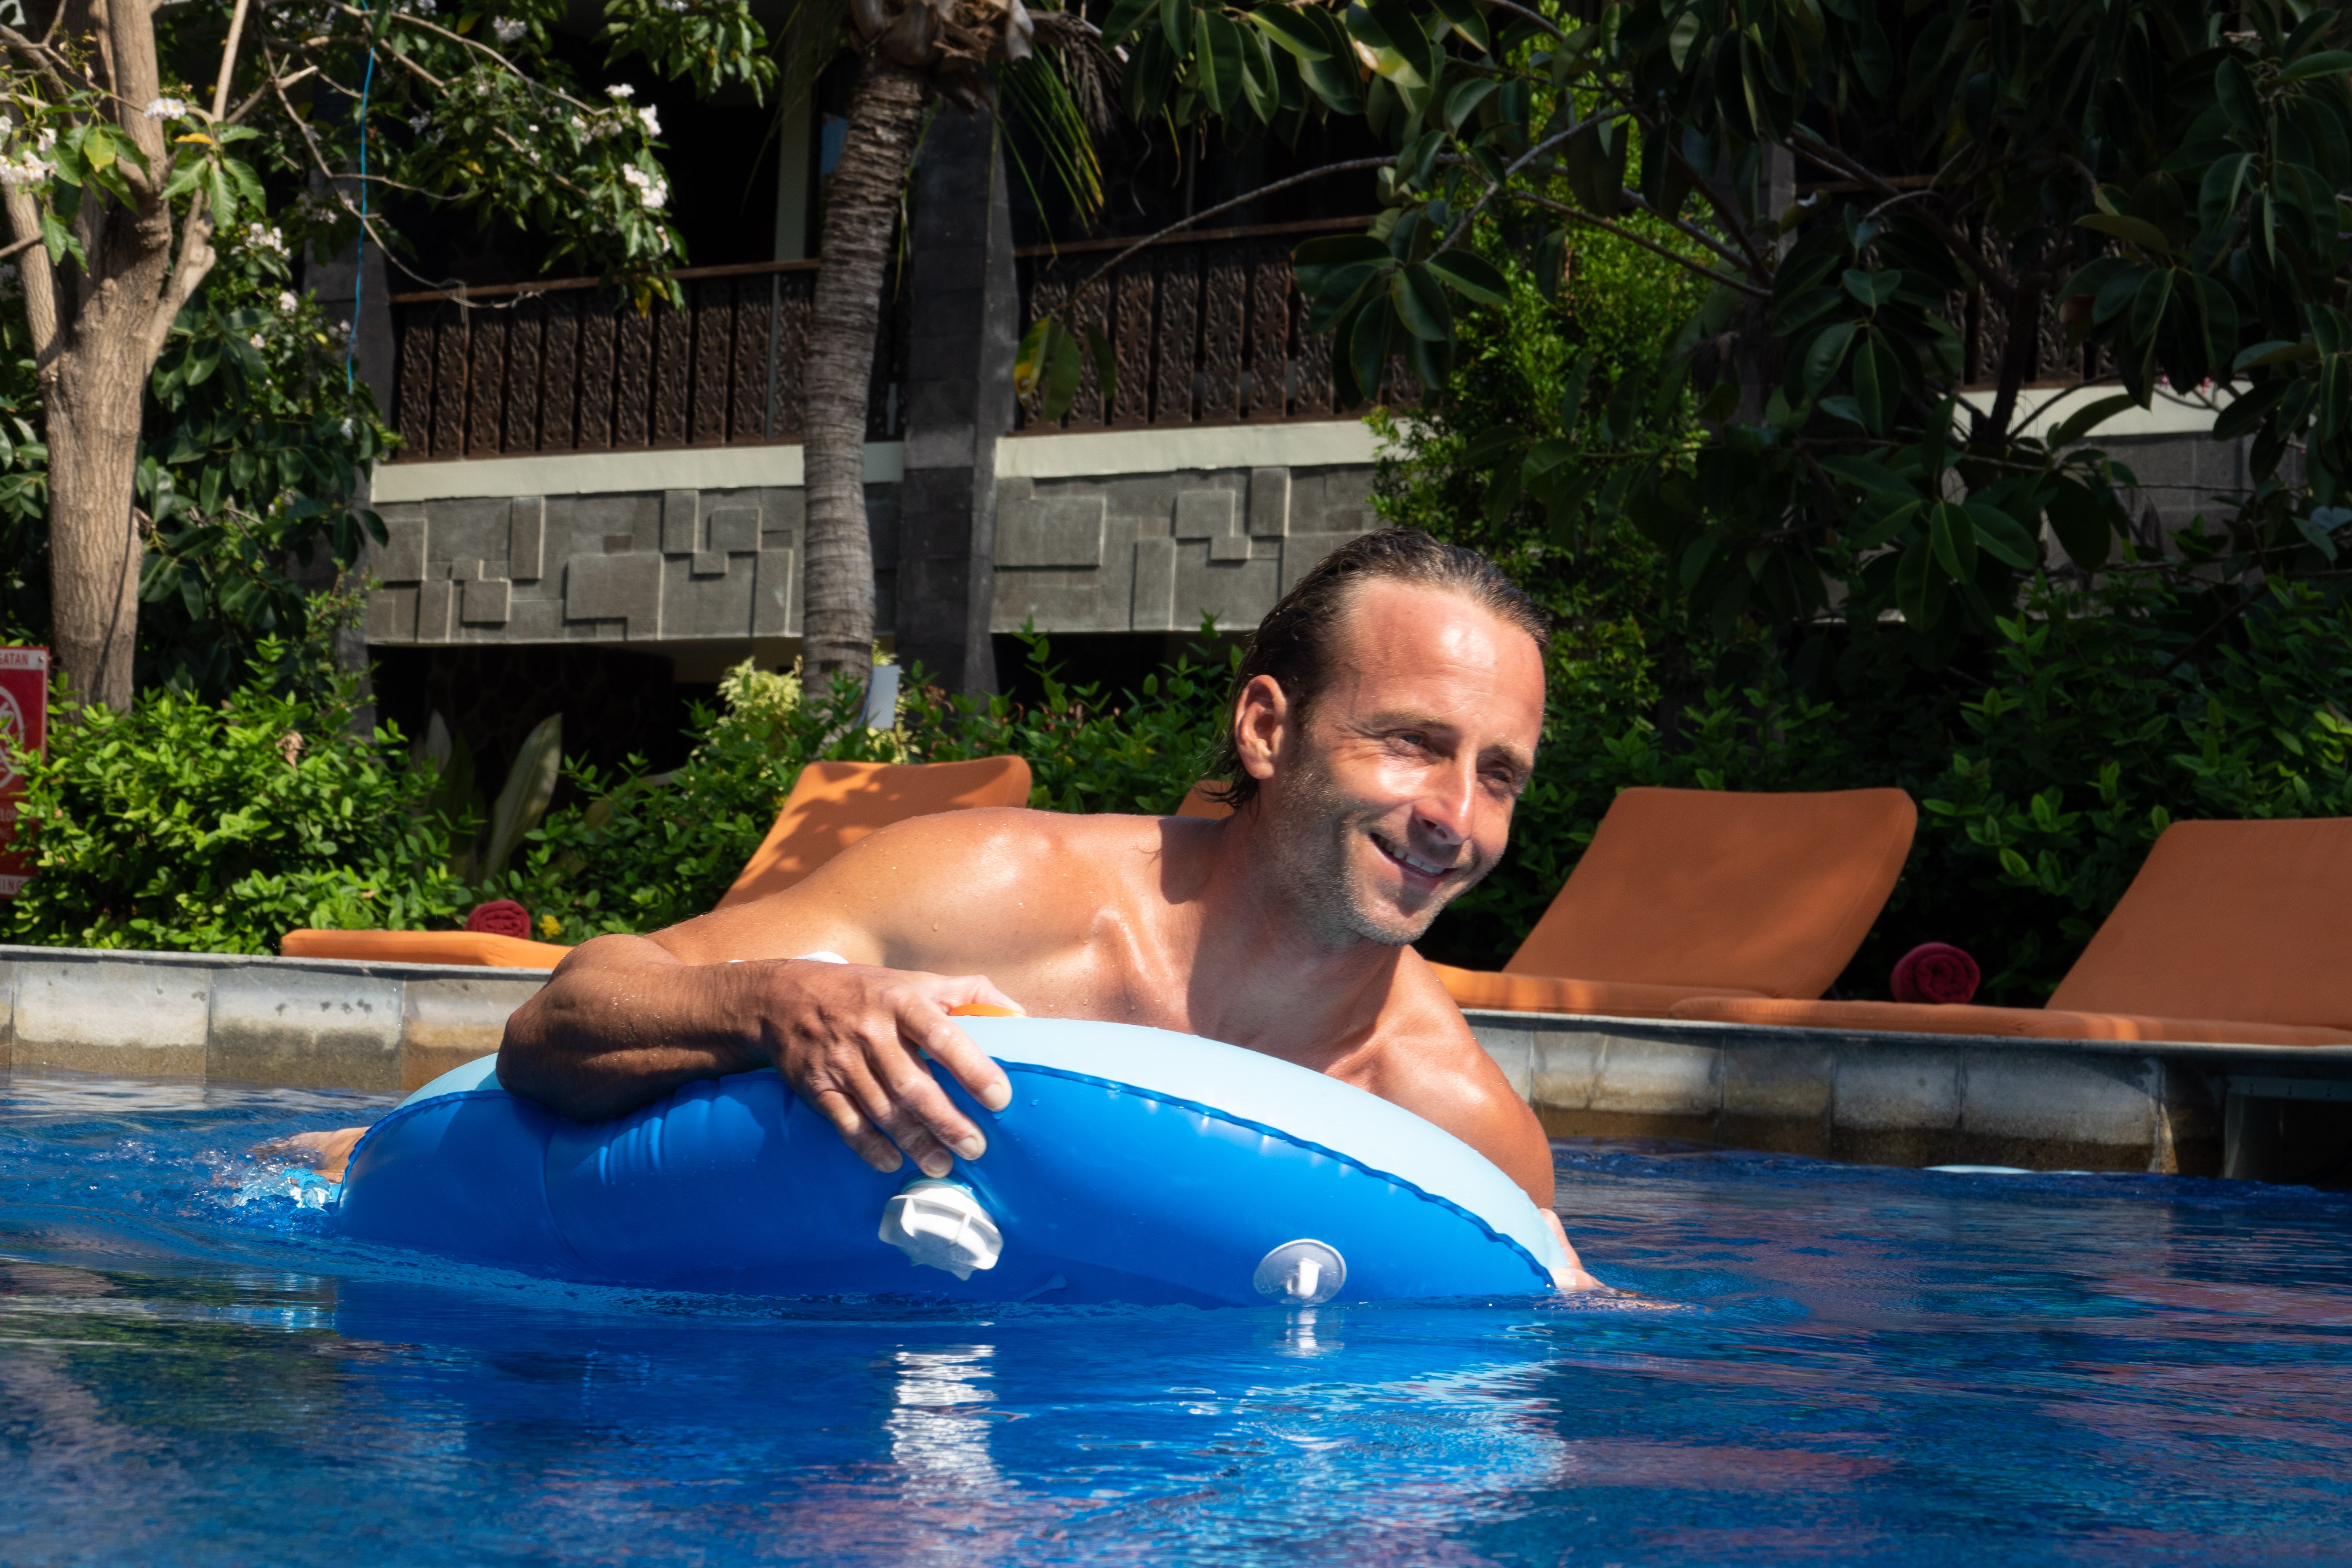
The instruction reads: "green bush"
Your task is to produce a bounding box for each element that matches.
[511,628,1237,942]
[3,624,467,954]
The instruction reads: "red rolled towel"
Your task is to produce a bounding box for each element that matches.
[1891,942,1980,1005]
[465,899,533,940]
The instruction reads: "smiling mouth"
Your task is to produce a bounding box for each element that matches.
[1370,832,1464,883]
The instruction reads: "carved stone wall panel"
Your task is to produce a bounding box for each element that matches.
[1198,243,1248,423]
[1066,272,1112,430]
[429,308,469,459]
[729,279,771,444]
[538,294,579,452]
[502,301,543,454]
[574,304,616,451]
[652,301,694,447]
[394,303,441,455]
[772,276,811,440]
[1152,249,1201,425]
[1249,241,1292,420]
[614,308,654,447]
[1112,270,1155,427]
[689,280,735,445]
[465,313,507,457]
[1292,295,1335,417]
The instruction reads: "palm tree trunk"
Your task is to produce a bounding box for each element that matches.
[802,55,928,690]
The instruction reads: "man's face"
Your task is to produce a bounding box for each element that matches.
[1253,580,1545,949]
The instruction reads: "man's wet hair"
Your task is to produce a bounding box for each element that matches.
[1206,529,1550,811]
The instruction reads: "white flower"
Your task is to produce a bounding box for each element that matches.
[492,15,525,43]
[339,417,354,439]
[35,128,53,153]
[276,290,298,311]
[0,114,13,139]
[621,164,666,210]
[637,104,660,136]
[249,333,266,349]
[605,83,635,99]
[0,153,52,186]
[144,97,192,120]
[242,222,289,257]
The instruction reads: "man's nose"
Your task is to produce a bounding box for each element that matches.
[1412,758,1477,845]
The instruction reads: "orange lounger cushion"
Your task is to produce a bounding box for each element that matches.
[1665,995,2352,1047]
[280,928,573,969]
[717,756,1034,909]
[1430,963,1764,1020]
[1442,786,1918,1015]
[2042,818,2352,1030]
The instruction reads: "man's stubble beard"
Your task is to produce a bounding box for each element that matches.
[1262,739,1485,952]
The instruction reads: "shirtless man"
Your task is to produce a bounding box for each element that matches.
[297,529,1593,1288]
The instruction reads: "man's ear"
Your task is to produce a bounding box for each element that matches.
[1231,674,1290,783]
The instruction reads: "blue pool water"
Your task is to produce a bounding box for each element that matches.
[3,1070,2349,1566]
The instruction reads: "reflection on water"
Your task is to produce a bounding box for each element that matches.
[888,1345,1001,1487]
[3,1069,2352,1566]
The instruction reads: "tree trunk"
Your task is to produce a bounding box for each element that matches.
[801,55,928,690]
[7,0,215,712]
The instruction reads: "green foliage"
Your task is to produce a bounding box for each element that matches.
[2,596,469,954]
[515,629,1237,940]
[1215,0,2352,651]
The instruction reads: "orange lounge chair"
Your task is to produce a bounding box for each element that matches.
[1669,817,2352,1045]
[1428,786,1918,1020]
[281,755,1034,969]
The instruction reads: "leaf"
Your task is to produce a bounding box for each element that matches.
[1964,502,2039,569]
[1238,26,1282,120]
[1818,453,1918,496]
[1292,234,1390,300]
[2044,477,2113,569]
[1799,320,1857,396]
[1249,3,1331,58]
[1424,249,1510,307]
[2296,506,2349,561]
[484,714,564,881]
[1161,0,1188,55]
[2281,49,2352,80]
[2046,393,2139,447]
[2074,213,2173,257]
[1929,499,1978,580]
[1390,263,1454,341]
[1841,268,1900,309]
[1444,77,1498,132]
[1894,536,1945,626]
[1198,10,1245,116]
[1085,324,1118,413]
[1348,298,1394,406]
[1431,0,1490,51]
[1102,0,1158,45]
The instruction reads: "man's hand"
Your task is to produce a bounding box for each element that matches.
[751,959,1023,1179]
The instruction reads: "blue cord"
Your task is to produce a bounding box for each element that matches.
[347,6,376,392]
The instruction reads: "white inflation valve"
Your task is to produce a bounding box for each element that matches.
[879,1179,1004,1280]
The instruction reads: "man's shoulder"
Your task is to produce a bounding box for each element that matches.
[860,803,1180,860]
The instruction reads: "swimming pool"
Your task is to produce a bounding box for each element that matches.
[3,1069,2348,1566]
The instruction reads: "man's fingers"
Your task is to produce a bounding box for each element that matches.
[909,996,1015,1115]
[809,1087,903,1174]
[871,1026,990,1165]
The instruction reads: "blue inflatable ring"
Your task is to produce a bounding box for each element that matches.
[334,1017,1567,1306]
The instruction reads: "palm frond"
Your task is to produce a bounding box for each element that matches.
[998,46,1107,232]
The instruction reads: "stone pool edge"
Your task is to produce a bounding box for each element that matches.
[0,943,548,1094]
[4,944,2345,1180]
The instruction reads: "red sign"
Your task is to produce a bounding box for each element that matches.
[0,646,48,897]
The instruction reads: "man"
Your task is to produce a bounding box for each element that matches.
[300,530,1595,1289]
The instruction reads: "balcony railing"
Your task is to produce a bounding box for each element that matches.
[1014,215,1391,432]
[388,214,1388,462]
[388,260,905,462]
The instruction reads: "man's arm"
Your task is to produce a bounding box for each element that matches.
[498,815,1032,1176]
